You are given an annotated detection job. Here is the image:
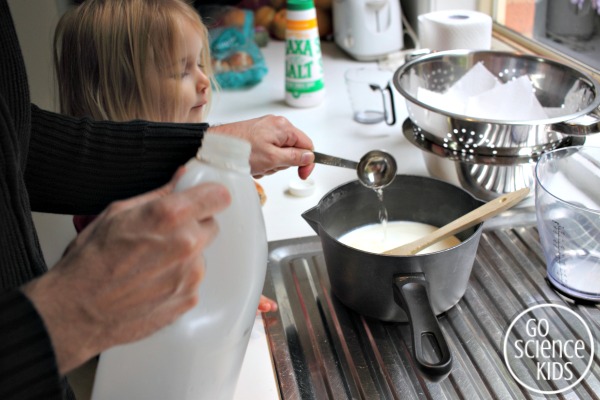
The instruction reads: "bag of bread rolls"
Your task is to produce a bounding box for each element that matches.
[197,5,268,88]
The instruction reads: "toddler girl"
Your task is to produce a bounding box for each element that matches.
[55,0,276,312]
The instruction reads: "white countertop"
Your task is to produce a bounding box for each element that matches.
[219,40,600,400]
[212,42,600,243]
[66,39,600,400]
[210,41,424,244]
[221,40,423,400]
[69,41,410,400]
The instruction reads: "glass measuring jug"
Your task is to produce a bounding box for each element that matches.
[535,146,600,302]
[345,67,396,125]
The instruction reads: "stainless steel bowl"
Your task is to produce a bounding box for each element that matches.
[402,119,585,200]
[394,50,600,156]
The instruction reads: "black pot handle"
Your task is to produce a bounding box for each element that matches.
[393,275,452,380]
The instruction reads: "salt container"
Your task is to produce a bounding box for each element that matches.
[285,0,325,107]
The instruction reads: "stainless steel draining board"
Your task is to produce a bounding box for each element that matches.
[261,217,600,400]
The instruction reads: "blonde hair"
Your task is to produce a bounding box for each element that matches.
[54,0,214,122]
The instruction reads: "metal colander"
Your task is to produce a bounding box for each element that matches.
[393,50,600,157]
[402,118,585,200]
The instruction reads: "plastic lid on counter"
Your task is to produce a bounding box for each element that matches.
[288,178,316,197]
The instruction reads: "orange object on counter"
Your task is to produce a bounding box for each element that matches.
[255,180,267,205]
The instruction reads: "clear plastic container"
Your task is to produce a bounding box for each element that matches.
[284,0,325,108]
[91,133,268,400]
[535,145,600,302]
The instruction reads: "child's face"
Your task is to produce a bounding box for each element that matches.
[150,20,210,123]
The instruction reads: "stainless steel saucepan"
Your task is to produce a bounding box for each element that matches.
[302,175,485,379]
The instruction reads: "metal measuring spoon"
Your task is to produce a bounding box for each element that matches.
[313,150,397,189]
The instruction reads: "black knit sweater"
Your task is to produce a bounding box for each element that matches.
[0,1,209,398]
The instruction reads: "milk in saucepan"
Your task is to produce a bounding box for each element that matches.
[338,221,460,254]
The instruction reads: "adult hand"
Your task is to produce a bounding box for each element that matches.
[208,115,316,179]
[21,168,231,375]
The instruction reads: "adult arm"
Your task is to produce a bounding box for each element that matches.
[26,105,207,215]
[0,289,65,400]
[26,108,316,215]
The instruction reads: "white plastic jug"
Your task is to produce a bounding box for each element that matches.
[91,133,268,400]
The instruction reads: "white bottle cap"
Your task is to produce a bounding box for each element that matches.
[288,177,316,197]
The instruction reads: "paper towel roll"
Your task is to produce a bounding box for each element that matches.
[418,10,492,51]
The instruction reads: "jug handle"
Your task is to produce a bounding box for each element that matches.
[393,274,452,380]
[370,83,396,126]
[384,83,397,126]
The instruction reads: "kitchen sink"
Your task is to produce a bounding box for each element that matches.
[261,208,599,399]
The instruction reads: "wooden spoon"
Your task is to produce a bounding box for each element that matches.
[383,187,530,256]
